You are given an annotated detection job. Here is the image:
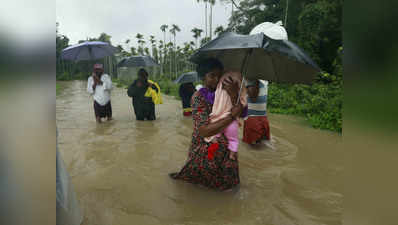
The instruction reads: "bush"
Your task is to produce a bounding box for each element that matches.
[56,71,72,81]
[268,75,342,132]
[151,75,181,100]
[56,71,88,81]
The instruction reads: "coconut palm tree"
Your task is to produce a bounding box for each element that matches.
[160,25,168,74]
[200,37,211,47]
[196,0,217,39]
[196,0,208,38]
[166,41,174,79]
[191,27,204,49]
[208,0,216,39]
[170,24,181,78]
[214,25,225,37]
[158,40,164,73]
[131,47,137,56]
[144,47,150,56]
[136,33,145,55]
[125,39,131,53]
[149,35,156,57]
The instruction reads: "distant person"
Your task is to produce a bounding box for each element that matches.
[243,80,271,146]
[87,63,113,123]
[127,68,162,121]
[204,71,248,161]
[178,82,196,116]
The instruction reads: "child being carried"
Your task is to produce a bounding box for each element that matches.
[205,71,247,160]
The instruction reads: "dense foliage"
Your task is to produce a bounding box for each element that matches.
[227,0,342,132]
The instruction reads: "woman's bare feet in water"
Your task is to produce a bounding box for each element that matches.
[229,151,237,160]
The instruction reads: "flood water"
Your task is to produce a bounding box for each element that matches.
[56,80,342,225]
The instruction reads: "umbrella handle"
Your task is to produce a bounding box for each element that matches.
[236,49,253,105]
[236,76,245,105]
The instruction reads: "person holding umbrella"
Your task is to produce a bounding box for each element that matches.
[127,68,161,121]
[243,79,272,146]
[178,82,196,116]
[170,58,245,191]
[87,63,113,123]
[174,71,199,116]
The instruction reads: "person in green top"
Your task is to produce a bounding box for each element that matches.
[127,69,159,120]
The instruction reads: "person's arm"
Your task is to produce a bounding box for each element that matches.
[178,85,183,98]
[150,82,159,93]
[87,77,94,95]
[102,75,112,91]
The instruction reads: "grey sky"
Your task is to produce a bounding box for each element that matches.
[56,0,233,49]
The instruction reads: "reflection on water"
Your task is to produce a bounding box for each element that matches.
[57,81,342,225]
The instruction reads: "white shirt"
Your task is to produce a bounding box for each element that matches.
[87,74,112,106]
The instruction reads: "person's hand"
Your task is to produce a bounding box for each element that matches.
[230,103,243,119]
[222,77,240,104]
[93,72,99,81]
[229,151,237,161]
[93,73,103,85]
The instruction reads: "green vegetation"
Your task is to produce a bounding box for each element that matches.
[56,82,67,96]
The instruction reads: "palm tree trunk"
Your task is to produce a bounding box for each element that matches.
[284,0,289,27]
[209,4,213,39]
[174,35,176,79]
[205,2,208,38]
[163,32,166,75]
[231,1,233,17]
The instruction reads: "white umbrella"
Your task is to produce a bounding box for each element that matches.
[249,21,288,40]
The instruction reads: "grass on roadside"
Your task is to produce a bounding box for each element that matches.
[56,82,67,96]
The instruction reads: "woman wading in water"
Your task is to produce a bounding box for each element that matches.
[170,58,245,191]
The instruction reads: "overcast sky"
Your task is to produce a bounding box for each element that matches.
[56,0,233,49]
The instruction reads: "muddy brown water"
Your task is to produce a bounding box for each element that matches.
[56,80,342,225]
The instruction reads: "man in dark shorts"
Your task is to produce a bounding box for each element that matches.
[87,63,113,123]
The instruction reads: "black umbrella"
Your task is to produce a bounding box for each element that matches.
[117,55,160,68]
[190,32,320,84]
[174,71,199,84]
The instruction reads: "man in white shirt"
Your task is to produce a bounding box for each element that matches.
[87,63,113,123]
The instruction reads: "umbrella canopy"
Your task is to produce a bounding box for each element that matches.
[61,41,119,61]
[117,55,159,68]
[174,71,199,84]
[190,32,320,84]
[249,21,288,40]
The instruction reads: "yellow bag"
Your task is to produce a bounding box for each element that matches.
[144,80,163,104]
